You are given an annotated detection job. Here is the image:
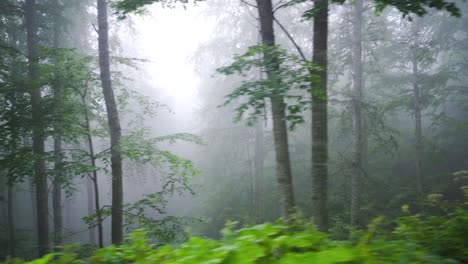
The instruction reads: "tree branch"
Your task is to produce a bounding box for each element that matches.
[273,0,297,13]
[240,0,257,8]
[272,16,308,62]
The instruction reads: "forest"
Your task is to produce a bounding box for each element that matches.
[0,0,467,263]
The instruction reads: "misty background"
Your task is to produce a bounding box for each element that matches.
[0,0,467,261]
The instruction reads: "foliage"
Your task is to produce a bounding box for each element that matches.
[393,208,468,261]
[372,0,463,18]
[5,209,468,263]
[110,0,204,18]
[284,0,462,19]
[217,45,320,129]
[83,128,203,244]
[0,45,96,187]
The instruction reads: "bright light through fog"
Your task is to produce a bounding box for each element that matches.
[133,4,214,114]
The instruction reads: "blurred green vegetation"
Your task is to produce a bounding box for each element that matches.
[3,204,466,264]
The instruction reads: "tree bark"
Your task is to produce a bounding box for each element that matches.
[413,64,423,195]
[28,177,38,254]
[311,0,329,232]
[52,5,63,248]
[92,172,103,247]
[412,20,423,195]
[351,0,363,227]
[25,0,50,255]
[97,0,124,244]
[255,0,295,218]
[7,183,15,257]
[81,90,103,247]
[86,174,96,245]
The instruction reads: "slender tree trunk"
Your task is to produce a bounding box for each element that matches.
[86,175,96,244]
[7,183,15,257]
[413,54,423,195]
[97,0,123,244]
[351,0,363,227]
[0,170,6,233]
[25,0,49,255]
[255,0,295,218]
[52,7,63,248]
[28,175,38,252]
[82,91,103,247]
[361,36,369,175]
[311,0,329,232]
[52,138,63,248]
[361,53,369,176]
[412,21,423,195]
[92,172,103,247]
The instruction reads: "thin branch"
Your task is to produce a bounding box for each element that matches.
[272,16,308,62]
[91,22,98,34]
[95,147,111,158]
[240,0,257,8]
[273,0,297,13]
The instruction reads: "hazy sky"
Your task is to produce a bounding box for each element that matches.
[130,3,215,130]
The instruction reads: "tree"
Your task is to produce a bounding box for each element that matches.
[302,0,462,232]
[255,0,295,218]
[51,0,64,248]
[310,0,329,232]
[97,0,124,244]
[411,19,423,194]
[25,0,49,256]
[350,0,364,227]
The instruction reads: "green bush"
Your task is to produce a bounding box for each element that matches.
[3,209,467,264]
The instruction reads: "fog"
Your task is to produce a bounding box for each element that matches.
[1,0,467,261]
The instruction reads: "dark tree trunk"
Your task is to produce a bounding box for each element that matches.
[86,175,96,245]
[52,7,63,248]
[97,0,124,244]
[351,0,363,227]
[311,0,329,232]
[52,141,63,248]
[92,172,103,247]
[7,183,15,257]
[28,177,38,252]
[25,0,50,255]
[255,0,295,218]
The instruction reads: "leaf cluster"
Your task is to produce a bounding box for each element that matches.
[110,0,204,18]
[218,45,321,130]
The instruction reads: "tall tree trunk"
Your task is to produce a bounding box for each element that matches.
[92,172,103,247]
[412,20,423,195]
[97,0,124,244]
[86,175,96,244]
[28,175,38,253]
[311,0,329,232]
[413,58,423,195]
[81,90,103,247]
[351,0,363,227]
[255,0,295,218]
[25,0,50,255]
[7,183,15,257]
[53,139,63,248]
[0,170,6,235]
[52,6,63,248]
